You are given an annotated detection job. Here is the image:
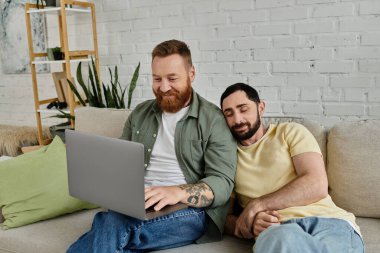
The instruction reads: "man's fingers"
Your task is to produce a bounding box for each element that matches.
[263,213,279,223]
[257,211,279,223]
[235,220,254,239]
[153,198,170,211]
[235,227,253,239]
[144,187,157,201]
[144,191,163,209]
[267,210,281,219]
[253,211,281,237]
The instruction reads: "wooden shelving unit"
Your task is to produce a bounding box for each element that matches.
[24,0,99,145]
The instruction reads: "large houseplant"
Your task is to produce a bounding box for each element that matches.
[68,58,140,110]
[50,58,140,140]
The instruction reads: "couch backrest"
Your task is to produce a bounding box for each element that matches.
[74,110,327,162]
[327,120,380,218]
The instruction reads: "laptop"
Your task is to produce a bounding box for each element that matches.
[65,130,187,220]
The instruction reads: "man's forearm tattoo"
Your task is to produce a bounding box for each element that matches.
[179,183,213,207]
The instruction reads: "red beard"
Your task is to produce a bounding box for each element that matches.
[154,79,192,113]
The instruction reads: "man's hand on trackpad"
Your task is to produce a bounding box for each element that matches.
[144,186,185,211]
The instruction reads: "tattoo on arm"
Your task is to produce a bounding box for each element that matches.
[179,183,214,207]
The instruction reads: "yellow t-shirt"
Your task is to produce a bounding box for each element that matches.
[235,122,360,232]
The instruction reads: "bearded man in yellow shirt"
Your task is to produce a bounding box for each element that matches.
[220,83,364,253]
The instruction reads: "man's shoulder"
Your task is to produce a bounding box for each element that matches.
[195,93,223,117]
[131,99,156,114]
[275,121,308,133]
[273,122,316,143]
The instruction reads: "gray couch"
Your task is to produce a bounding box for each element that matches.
[1,107,379,253]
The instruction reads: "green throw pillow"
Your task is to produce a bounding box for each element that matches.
[0,136,97,229]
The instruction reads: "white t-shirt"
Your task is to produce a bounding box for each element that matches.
[144,106,189,187]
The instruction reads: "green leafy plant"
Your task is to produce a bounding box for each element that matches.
[67,58,140,109]
[47,47,63,61]
[50,109,75,121]
[52,47,63,60]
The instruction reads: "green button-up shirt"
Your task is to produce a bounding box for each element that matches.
[120,90,237,243]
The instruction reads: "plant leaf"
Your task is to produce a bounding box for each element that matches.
[127,62,140,109]
[67,79,86,106]
[49,109,75,121]
[91,57,103,105]
[75,62,90,101]
[88,64,102,107]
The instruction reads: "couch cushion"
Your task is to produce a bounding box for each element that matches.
[154,235,252,253]
[356,217,380,253]
[0,206,252,253]
[75,107,131,138]
[0,137,97,229]
[0,209,101,253]
[327,120,380,218]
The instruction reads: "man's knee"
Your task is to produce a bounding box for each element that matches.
[254,224,302,252]
[93,211,138,229]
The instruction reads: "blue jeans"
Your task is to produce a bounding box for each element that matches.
[254,217,364,253]
[67,208,207,253]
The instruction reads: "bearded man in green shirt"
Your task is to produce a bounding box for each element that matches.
[67,40,237,253]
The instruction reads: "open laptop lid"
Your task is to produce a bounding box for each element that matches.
[66,129,147,220]
[66,130,188,220]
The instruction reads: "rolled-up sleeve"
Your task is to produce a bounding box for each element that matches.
[200,116,237,208]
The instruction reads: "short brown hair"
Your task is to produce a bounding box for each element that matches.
[151,40,193,69]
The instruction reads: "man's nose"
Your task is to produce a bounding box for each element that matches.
[233,112,244,125]
[160,80,171,93]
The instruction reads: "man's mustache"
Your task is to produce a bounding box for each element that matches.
[232,122,250,130]
[157,89,179,97]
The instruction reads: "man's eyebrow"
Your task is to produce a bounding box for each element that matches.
[152,73,178,78]
[236,103,247,108]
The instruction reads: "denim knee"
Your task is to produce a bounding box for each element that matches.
[254,224,312,253]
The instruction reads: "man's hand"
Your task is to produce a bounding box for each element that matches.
[234,199,265,239]
[145,186,184,211]
[253,210,280,237]
[144,182,214,211]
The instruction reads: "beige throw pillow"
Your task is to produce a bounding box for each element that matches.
[327,120,380,218]
[75,107,131,138]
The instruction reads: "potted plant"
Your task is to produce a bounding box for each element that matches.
[48,110,74,142]
[50,58,140,140]
[45,0,59,7]
[47,47,63,61]
[68,57,140,109]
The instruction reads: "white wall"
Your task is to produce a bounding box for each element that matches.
[1,0,380,127]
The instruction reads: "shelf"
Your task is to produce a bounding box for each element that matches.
[32,58,91,65]
[25,1,98,145]
[38,108,70,114]
[27,7,91,14]
[38,104,85,114]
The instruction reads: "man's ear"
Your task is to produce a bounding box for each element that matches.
[189,65,195,83]
[258,101,265,117]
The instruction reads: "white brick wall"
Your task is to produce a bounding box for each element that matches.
[1,0,379,127]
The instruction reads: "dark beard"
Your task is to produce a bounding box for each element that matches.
[154,79,192,113]
[231,110,261,141]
